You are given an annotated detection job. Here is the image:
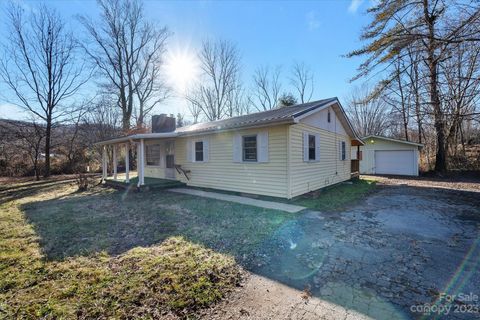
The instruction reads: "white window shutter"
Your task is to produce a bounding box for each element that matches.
[186,139,192,162]
[315,134,321,161]
[303,132,309,162]
[339,141,343,160]
[203,139,209,162]
[258,131,269,163]
[233,134,242,162]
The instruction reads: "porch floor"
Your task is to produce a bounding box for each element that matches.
[105,174,184,189]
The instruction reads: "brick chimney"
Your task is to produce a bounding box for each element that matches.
[151,114,176,133]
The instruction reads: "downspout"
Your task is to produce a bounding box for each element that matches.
[286,125,292,199]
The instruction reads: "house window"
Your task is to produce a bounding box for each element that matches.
[327,110,331,123]
[308,135,316,160]
[243,135,257,162]
[341,141,346,160]
[195,141,204,162]
[146,144,161,166]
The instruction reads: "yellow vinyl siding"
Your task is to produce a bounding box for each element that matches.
[175,125,289,198]
[144,166,166,178]
[289,123,351,198]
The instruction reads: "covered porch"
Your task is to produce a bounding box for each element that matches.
[350,138,364,178]
[95,132,181,188]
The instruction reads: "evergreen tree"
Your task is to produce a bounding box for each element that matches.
[277,93,298,107]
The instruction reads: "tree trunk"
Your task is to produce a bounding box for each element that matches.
[431,88,446,171]
[417,121,423,144]
[44,118,52,178]
[415,94,423,144]
[137,101,144,128]
[122,113,130,133]
[34,155,40,181]
[424,0,447,173]
[396,72,409,141]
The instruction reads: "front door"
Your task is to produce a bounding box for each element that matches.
[165,141,175,179]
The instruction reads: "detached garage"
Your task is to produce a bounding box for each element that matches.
[359,135,423,176]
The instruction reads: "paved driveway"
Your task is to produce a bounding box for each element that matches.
[219,181,480,319]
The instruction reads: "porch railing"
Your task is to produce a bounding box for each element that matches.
[174,165,191,181]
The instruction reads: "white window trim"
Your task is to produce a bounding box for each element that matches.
[307,134,316,162]
[303,132,320,162]
[340,141,347,161]
[242,134,258,163]
[145,143,161,167]
[190,138,209,163]
[193,139,205,163]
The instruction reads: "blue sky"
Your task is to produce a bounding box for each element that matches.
[0,0,371,121]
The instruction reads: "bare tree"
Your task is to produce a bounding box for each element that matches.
[83,96,122,171]
[79,0,170,132]
[346,86,391,137]
[187,100,202,124]
[290,62,314,104]
[10,120,45,180]
[441,41,480,156]
[225,86,250,117]
[347,0,480,172]
[186,39,242,121]
[133,28,170,128]
[383,58,412,141]
[84,96,121,144]
[0,4,88,177]
[250,65,282,111]
[56,99,93,173]
[404,46,427,144]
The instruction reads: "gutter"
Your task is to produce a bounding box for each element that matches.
[94,132,178,146]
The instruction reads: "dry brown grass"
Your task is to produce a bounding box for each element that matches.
[0,182,242,319]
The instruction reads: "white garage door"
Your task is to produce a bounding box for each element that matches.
[375,150,416,176]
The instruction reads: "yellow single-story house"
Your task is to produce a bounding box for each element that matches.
[96,98,363,199]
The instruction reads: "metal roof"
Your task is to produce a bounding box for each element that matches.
[176,98,337,134]
[95,97,362,145]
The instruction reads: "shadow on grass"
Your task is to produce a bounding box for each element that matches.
[21,188,293,265]
[20,183,480,320]
[0,179,79,205]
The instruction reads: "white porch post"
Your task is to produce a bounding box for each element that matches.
[113,145,117,180]
[125,143,130,183]
[102,145,107,182]
[137,139,145,187]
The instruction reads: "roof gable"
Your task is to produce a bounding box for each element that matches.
[176,97,359,139]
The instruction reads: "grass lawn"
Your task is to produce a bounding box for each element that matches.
[289,179,377,211]
[0,179,293,319]
[191,179,377,212]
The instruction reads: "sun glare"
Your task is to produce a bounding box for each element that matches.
[164,49,199,93]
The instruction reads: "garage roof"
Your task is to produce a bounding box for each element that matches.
[363,135,423,148]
